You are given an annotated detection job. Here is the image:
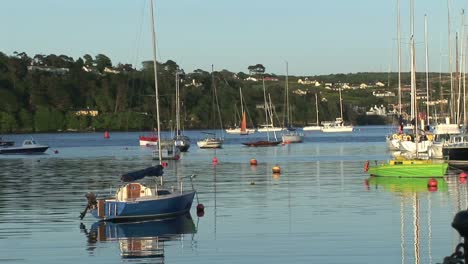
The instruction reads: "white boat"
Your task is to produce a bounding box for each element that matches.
[225,127,256,135]
[197,135,223,149]
[257,125,285,132]
[321,118,354,133]
[428,119,461,159]
[321,88,353,133]
[197,66,224,148]
[303,93,322,131]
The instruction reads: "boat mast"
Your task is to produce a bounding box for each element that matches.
[448,0,455,122]
[397,0,402,116]
[339,88,344,122]
[262,77,270,141]
[410,0,419,156]
[285,61,290,128]
[269,94,278,141]
[175,69,181,136]
[424,14,430,128]
[315,93,320,126]
[149,0,162,166]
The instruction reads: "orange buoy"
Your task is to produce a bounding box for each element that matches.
[272,165,281,174]
[250,159,257,165]
[104,131,110,139]
[460,171,468,179]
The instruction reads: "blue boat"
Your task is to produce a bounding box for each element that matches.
[81,165,196,221]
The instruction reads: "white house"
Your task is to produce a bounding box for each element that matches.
[375,82,385,87]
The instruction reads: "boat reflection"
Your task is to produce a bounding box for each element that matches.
[366,176,448,263]
[366,176,448,193]
[82,213,196,260]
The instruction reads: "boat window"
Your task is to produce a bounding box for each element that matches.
[157,190,171,195]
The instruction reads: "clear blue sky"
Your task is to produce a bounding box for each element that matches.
[2,0,468,76]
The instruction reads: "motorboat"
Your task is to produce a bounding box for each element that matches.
[139,134,158,146]
[0,139,48,154]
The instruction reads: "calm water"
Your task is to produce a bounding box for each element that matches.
[0,126,465,263]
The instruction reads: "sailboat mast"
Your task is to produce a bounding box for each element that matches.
[448,0,455,122]
[397,0,402,115]
[339,88,344,120]
[262,78,270,141]
[285,61,290,127]
[175,69,180,135]
[240,87,244,114]
[410,0,419,156]
[424,14,430,127]
[149,0,162,165]
[315,93,319,126]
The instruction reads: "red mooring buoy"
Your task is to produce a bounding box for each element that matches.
[460,171,468,179]
[197,204,205,217]
[162,162,168,167]
[212,157,218,164]
[427,178,437,191]
[104,131,110,139]
[250,159,257,166]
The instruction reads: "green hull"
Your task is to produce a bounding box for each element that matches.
[367,176,448,193]
[367,162,448,178]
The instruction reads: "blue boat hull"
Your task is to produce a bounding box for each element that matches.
[90,213,196,240]
[0,146,49,154]
[90,191,196,221]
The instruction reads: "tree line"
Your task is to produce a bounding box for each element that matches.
[0,52,445,133]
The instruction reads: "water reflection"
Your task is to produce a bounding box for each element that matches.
[81,213,196,261]
[366,177,448,264]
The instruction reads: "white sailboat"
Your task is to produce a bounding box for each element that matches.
[197,65,223,149]
[225,88,256,135]
[303,93,322,131]
[173,69,190,152]
[321,88,353,133]
[282,62,303,143]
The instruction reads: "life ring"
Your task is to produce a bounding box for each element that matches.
[398,134,403,140]
[405,135,412,141]
[427,134,433,141]
[364,160,370,172]
[392,134,398,140]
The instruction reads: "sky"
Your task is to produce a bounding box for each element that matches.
[2,0,468,76]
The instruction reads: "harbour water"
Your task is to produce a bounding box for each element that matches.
[0,126,465,263]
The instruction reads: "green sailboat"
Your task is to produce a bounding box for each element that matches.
[366,4,448,178]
